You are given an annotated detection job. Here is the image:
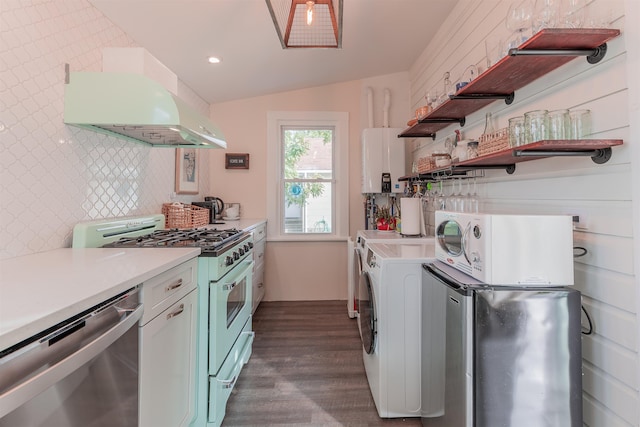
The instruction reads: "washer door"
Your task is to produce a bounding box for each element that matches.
[352,247,363,314]
[358,271,376,354]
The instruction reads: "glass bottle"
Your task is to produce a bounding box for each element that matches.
[483,112,495,136]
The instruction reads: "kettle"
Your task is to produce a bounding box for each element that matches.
[204,196,224,219]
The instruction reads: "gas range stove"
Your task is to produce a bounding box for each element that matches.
[72,214,253,278]
[102,227,250,257]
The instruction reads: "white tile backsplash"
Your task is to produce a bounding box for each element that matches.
[0,0,211,260]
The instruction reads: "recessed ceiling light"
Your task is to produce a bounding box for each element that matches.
[208,56,222,64]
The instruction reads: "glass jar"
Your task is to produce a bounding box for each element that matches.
[524,109,549,144]
[467,141,479,159]
[548,109,570,140]
[508,116,525,147]
[569,109,591,139]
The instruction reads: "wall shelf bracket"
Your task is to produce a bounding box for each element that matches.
[513,147,613,164]
[508,43,608,64]
[419,117,466,127]
[449,92,515,105]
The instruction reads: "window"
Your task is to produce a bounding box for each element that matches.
[267,112,349,240]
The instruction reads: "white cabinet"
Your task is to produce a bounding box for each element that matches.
[250,222,266,313]
[139,258,198,427]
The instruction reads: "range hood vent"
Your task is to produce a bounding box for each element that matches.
[64,71,226,148]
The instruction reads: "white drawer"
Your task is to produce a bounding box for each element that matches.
[141,258,198,325]
[253,239,265,271]
[252,222,266,242]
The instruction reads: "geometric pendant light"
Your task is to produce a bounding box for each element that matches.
[265,0,343,48]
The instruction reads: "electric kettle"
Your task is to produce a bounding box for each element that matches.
[204,197,225,219]
[193,197,225,224]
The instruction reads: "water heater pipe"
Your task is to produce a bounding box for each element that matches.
[367,87,374,128]
[383,88,390,128]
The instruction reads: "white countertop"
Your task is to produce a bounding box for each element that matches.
[0,247,200,351]
[206,218,265,231]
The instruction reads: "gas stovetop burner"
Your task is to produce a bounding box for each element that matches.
[103,227,245,252]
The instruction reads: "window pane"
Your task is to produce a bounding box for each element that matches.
[282,128,334,234]
[283,129,333,180]
[283,181,332,234]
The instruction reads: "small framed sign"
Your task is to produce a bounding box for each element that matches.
[225,153,250,169]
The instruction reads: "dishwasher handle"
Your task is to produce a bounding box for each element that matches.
[0,295,143,418]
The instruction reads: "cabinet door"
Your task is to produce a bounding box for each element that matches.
[139,289,197,427]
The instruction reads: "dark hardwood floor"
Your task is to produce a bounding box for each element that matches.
[223,301,423,427]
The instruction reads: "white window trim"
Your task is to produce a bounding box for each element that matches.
[266,111,349,241]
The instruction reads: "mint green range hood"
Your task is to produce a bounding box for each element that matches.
[64,72,226,148]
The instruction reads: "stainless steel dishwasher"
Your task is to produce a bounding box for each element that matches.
[0,286,142,426]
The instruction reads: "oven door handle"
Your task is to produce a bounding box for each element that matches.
[222,282,236,292]
[0,303,143,418]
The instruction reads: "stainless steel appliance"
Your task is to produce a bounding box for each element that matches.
[0,286,142,426]
[422,211,582,426]
[193,197,225,224]
[435,210,574,285]
[421,263,583,427]
[72,214,254,427]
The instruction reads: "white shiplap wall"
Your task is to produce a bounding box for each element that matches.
[408,0,639,425]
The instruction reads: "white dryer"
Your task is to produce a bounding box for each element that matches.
[348,230,433,318]
[358,241,436,418]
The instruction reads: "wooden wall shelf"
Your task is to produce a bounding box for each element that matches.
[400,139,624,181]
[399,28,621,139]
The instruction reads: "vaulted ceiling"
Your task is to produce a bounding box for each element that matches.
[91,0,458,104]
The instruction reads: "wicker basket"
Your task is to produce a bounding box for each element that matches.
[162,203,210,229]
[478,128,509,156]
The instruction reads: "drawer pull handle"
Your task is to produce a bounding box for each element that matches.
[218,375,237,389]
[165,278,183,292]
[166,304,185,320]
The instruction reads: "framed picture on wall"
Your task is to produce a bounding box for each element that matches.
[225,153,250,169]
[175,148,199,194]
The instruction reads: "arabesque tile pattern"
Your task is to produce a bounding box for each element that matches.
[0,0,211,259]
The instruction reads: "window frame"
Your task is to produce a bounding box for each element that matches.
[266,111,349,241]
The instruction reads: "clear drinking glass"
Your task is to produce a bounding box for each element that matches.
[506,1,534,51]
[548,109,570,140]
[569,109,591,139]
[532,0,560,33]
[561,0,586,28]
[508,116,526,147]
[485,34,504,69]
[524,109,549,144]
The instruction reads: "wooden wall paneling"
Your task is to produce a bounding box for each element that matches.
[408,1,636,424]
[582,332,638,390]
[581,299,636,350]
[582,363,638,425]
[480,163,631,201]
[575,264,637,311]
[573,233,634,274]
[583,394,634,427]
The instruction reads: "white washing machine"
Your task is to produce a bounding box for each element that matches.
[358,241,436,418]
[348,230,433,318]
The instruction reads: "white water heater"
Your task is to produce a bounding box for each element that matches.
[361,128,405,194]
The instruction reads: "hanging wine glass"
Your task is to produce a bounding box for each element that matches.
[469,175,480,213]
[436,180,447,211]
[463,178,473,213]
[506,0,534,52]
